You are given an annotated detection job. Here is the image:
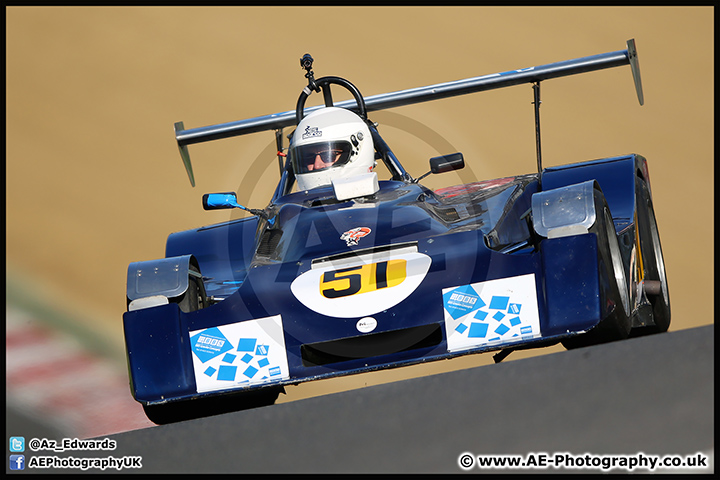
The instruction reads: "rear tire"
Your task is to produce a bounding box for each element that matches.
[631,177,671,335]
[562,190,631,349]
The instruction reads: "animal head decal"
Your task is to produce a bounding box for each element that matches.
[341,227,371,246]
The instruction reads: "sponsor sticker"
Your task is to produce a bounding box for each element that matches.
[189,315,289,393]
[302,126,322,139]
[443,274,541,352]
[356,317,378,333]
[341,227,371,246]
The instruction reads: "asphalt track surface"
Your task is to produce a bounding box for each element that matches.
[20,324,712,474]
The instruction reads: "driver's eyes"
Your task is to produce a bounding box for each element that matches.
[306,150,339,164]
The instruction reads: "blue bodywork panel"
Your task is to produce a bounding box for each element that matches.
[124,156,642,405]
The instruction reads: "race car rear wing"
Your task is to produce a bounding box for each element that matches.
[176,39,643,186]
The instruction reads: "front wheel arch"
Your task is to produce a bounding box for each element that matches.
[562,189,631,349]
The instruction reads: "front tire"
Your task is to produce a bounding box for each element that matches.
[175,264,207,313]
[562,190,631,349]
[142,387,284,425]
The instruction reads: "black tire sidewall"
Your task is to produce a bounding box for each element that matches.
[635,177,671,332]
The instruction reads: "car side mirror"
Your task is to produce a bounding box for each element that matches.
[203,192,243,210]
[202,193,270,222]
[416,152,465,183]
[430,152,464,174]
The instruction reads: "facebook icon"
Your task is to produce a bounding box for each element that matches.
[9,454,25,470]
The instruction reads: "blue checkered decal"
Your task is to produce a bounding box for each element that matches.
[189,315,289,393]
[443,274,541,352]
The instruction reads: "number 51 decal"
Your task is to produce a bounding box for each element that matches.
[291,246,432,318]
[321,260,406,299]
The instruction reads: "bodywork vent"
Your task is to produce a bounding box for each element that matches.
[301,323,442,367]
[256,229,282,257]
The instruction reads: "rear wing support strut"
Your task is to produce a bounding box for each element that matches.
[533,82,543,190]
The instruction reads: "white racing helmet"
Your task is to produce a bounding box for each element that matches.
[289,107,374,191]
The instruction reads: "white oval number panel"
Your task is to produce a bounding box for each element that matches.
[290,246,432,318]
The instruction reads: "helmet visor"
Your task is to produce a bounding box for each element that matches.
[292,141,352,174]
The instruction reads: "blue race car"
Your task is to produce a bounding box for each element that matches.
[124,40,670,424]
